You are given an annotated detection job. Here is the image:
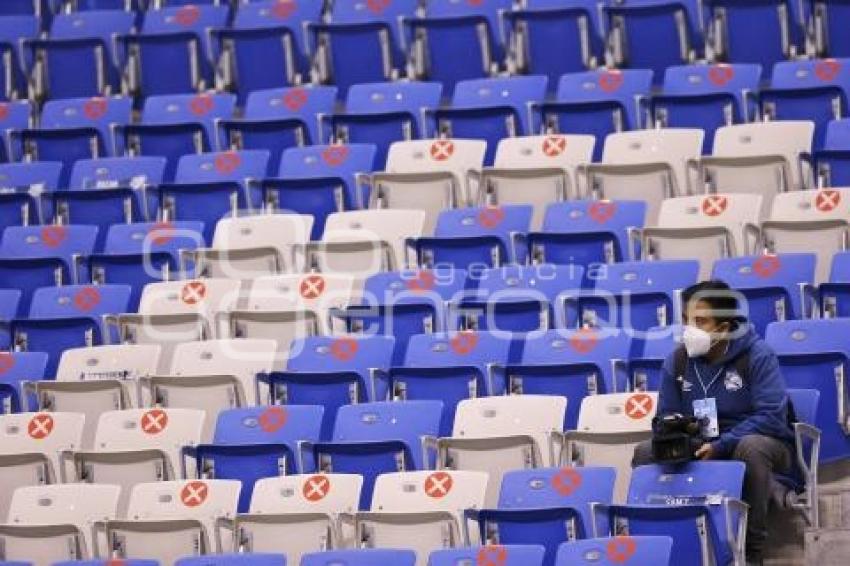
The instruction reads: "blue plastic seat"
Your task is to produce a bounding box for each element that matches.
[301,550,416,566]
[502,0,602,88]
[813,0,850,58]
[536,69,654,160]
[0,100,33,161]
[526,200,647,267]
[820,250,850,317]
[10,128,104,191]
[175,555,284,566]
[11,284,131,375]
[409,205,534,270]
[432,75,548,164]
[766,319,850,463]
[0,289,21,349]
[119,93,237,180]
[258,335,396,440]
[651,63,762,153]
[598,461,747,566]
[87,220,205,309]
[555,536,674,566]
[712,253,817,336]
[429,545,546,566]
[183,405,324,512]
[705,0,800,76]
[0,161,62,233]
[307,0,418,96]
[119,4,229,98]
[39,96,133,156]
[213,0,325,104]
[219,86,338,171]
[497,328,632,427]
[467,466,617,566]
[404,0,513,92]
[304,400,443,509]
[382,330,512,434]
[0,15,39,98]
[325,81,443,167]
[71,0,143,10]
[56,561,158,566]
[809,118,850,186]
[174,149,270,205]
[68,156,167,221]
[451,264,585,333]
[0,351,47,413]
[760,59,850,149]
[573,259,700,331]
[627,324,682,391]
[264,143,377,239]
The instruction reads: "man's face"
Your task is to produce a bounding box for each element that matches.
[684,299,726,337]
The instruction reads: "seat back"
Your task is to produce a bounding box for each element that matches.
[249,473,363,514]
[70,156,167,190]
[174,149,271,188]
[0,351,48,413]
[243,85,338,145]
[554,69,654,131]
[138,278,241,317]
[555,536,674,565]
[247,273,358,330]
[28,284,131,320]
[370,470,488,521]
[429,545,546,566]
[0,411,85,476]
[323,209,427,270]
[41,96,133,146]
[141,92,237,142]
[576,392,658,434]
[301,550,417,566]
[0,224,98,269]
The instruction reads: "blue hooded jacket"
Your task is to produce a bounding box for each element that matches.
[657,325,794,457]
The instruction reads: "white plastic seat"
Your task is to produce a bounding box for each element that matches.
[481,135,596,228]
[219,474,363,562]
[762,188,850,283]
[0,412,85,519]
[321,209,427,271]
[111,279,243,373]
[0,484,120,565]
[555,392,657,503]
[694,121,815,214]
[68,408,205,515]
[430,395,566,506]
[186,213,314,278]
[584,129,704,223]
[354,470,488,565]
[102,479,240,561]
[38,345,162,447]
[641,193,763,279]
[370,139,487,232]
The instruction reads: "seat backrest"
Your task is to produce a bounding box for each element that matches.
[51,9,135,42]
[0,161,62,192]
[94,408,205,467]
[331,0,418,24]
[592,259,700,296]
[424,0,512,34]
[174,150,270,186]
[452,395,566,450]
[301,550,417,566]
[471,264,584,302]
[770,58,850,92]
[656,193,763,244]
[0,225,98,263]
[247,273,358,312]
[429,545,546,566]
[278,143,376,180]
[243,85,338,142]
[825,117,850,150]
[768,188,850,221]
[142,4,229,37]
[175,554,284,566]
[345,81,443,117]
[249,473,363,514]
[28,284,131,319]
[831,251,850,282]
[576,392,658,433]
[138,278,242,316]
[765,319,850,356]
[56,344,161,383]
[712,253,816,291]
[0,350,48,392]
[141,92,236,132]
[125,479,240,533]
[555,536,674,566]
[433,204,533,238]
[0,411,85,472]
[601,128,704,195]
[403,331,511,372]
[322,209,427,269]
[70,156,167,190]
[556,69,654,126]
[287,335,395,378]
[8,483,119,536]
[493,134,595,173]
[103,220,205,256]
[213,405,324,447]
[787,387,819,426]
[233,0,325,53]
[370,470,488,521]
[385,138,487,188]
[363,268,467,303]
[41,96,133,141]
[540,200,647,234]
[662,63,762,98]
[627,461,745,504]
[452,76,548,132]
[211,213,313,272]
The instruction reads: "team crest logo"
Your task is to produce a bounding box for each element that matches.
[681,379,694,393]
[724,370,743,392]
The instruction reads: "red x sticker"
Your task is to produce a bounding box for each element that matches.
[259,406,287,433]
[0,352,15,374]
[180,480,209,507]
[551,467,583,496]
[0,103,9,121]
[214,151,241,175]
[407,270,436,293]
[330,337,358,361]
[708,64,734,86]
[753,254,781,278]
[542,135,567,157]
[450,332,478,355]
[589,201,616,224]
[27,414,54,440]
[174,5,200,26]
[598,70,624,92]
[150,221,174,246]
[271,0,297,19]
[569,327,598,354]
[478,206,505,228]
[607,536,637,563]
[181,281,207,305]
[367,0,390,13]
[74,286,101,312]
[83,97,108,120]
[816,59,841,82]
[816,189,841,212]
[303,474,331,501]
[701,195,728,217]
[322,145,349,166]
[41,225,67,248]
[189,94,214,116]
[477,545,507,566]
[300,275,325,299]
[424,471,453,498]
[625,393,654,420]
[141,408,168,434]
[430,140,455,161]
[283,87,308,111]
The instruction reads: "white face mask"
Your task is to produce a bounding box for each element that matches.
[682,325,713,358]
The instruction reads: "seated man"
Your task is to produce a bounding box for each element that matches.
[632,280,795,566]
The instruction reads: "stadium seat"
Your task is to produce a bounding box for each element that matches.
[119,4,229,98]
[466,466,616,565]
[102,479,240,560]
[213,0,325,104]
[783,387,822,528]
[584,128,704,223]
[324,81,443,167]
[761,188,850,284]
[404,0,513,91]
[765,319,850,463]
[264,143,377,240]
[0,484,120,563]
[183,405,324,512]
[0,160,62,234]
[0,100,33,161]
[307,0,418,96]
[812,0,850,58]
[502,0,601,86]
[69,407,205,514]
[526,200,647,266]
[651,63,762,152]
[301,400,443,509]
[640,193,763,279]
[381,330,512,434]
[87,220,205,309]
[354,470,488,562]
[186,213,313,278]
[0,16,39,98]
[820,250,850,318]
[174,149,270,206]
[220,473,362,561]
[108,278,242,373]
[69,155,167,220]
[712,253,817,335]
[301,549,417,566]
[628,325,682,391]
[429,395,566,506]
[409,204,533,269]
[219,85,338,169]
[554,392,658,503]
[430,75,548,165]
[554,536,674,566]
[809,118,850,187]
[175,554,285,566]
[0,289,20,349]
[0,411,84,518]
[534,69,654,161]
[429,545,546,566]
[0,351,47,413]
[258,334,395,439]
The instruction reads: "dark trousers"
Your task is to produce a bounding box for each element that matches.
[632,434,793,558]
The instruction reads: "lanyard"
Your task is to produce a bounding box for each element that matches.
[693,362,725,399]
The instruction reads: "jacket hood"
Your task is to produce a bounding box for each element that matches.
[713,323,759,364]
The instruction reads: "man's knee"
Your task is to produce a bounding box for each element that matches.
[632,440,655,468]
[732,435,775,463]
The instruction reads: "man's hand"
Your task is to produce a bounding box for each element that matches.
[695,443,716,460]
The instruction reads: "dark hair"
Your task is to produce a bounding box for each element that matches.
[681,280,744,329]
